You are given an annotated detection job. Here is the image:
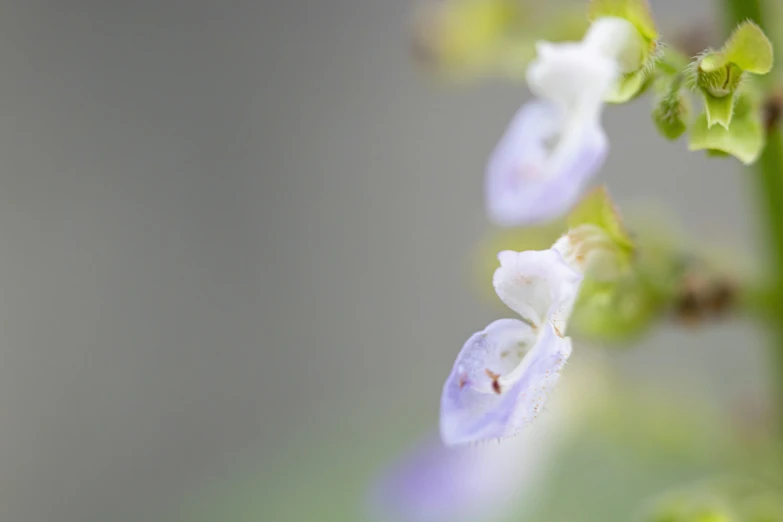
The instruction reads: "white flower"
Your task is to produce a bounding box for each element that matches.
[440,243,583,446]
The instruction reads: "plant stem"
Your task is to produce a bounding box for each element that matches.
[721,0,783,429]
[721,0,764,28]
[755,126,783,429]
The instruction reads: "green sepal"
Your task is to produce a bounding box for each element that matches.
[703,91,735,129]
[568,218,683,342]
[569,276,663,341]
[588,0,659,103]
[556,187,636,287]
[691,22,773,129]
[588,0,658,40]
[705,149,731,158]
[568,186,634,255]
[693,63,742,128]
[699,21,773,75]
[689,92,765,164]
[605,65,655,103]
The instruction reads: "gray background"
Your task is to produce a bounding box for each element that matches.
[0,1,768,521]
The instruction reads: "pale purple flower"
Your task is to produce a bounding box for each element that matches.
[485,18,644,225]
[485,100,609,225]
[370,427,562,522]
[440,246,582,446]
[370,437,523,522]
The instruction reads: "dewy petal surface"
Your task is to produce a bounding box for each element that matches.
[440,320,573,446]
[492,248,583,332]
[485,100,608,226]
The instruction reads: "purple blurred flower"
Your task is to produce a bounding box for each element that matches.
[485,100,608,226]
[485,18,644,225]
[370,429,562,522]
[440,247,582,446]
[371,438,521,522]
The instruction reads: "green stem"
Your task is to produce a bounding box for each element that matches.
[755,127,783,429]
[721,0,764,28]
[721,0,783,429]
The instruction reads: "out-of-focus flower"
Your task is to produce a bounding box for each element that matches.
[370,437,528,522]
[371,365,590,522]
[440,243,582,446]
[486,17,644,226]
[411,0,588,82]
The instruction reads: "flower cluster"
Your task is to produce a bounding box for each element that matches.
[445,0,773,448]
[446,5,656,448]
[373,0,777,520]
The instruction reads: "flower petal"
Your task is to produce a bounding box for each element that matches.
[527,40,616,114]
[485,100,608,226]
[492,248,582,332]
[440,320,572,446]
[581,17,646,74]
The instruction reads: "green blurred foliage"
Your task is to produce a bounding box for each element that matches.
[639,478,783,522]
[172,4,783,522]
[412,0,587,82]
[172,360,776,522]
[588,0,658,41]
[567,187,634,258]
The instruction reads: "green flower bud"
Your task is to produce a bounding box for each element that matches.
[652,75,690,140]
[568,208,686,342]
[559,187,669,341]
[570,275,663,341]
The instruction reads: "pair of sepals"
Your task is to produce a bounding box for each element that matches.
[655,21,774,164]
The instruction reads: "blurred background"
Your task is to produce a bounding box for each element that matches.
[0,1,773,521]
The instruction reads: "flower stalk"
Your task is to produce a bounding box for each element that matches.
[721,0,783,431]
